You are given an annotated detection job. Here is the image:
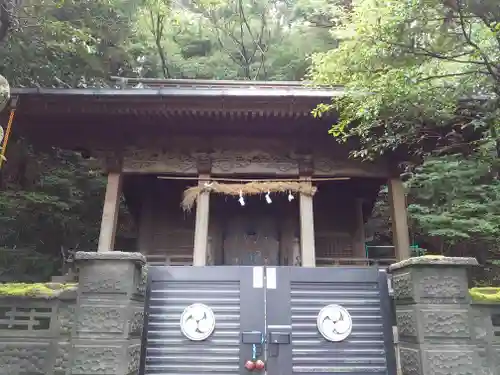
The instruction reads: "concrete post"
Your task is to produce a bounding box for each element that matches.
[389,256,480,375]
[71,252,146,375]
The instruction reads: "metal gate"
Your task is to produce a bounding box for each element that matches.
[140,266,397,375]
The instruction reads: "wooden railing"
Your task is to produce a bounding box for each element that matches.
[145,254,397,268]
[145,254,193,266]
[315,257,397,267]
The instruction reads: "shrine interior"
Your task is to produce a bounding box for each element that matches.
[123,174,388,266]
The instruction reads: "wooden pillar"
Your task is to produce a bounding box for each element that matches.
[299,178,316,267]
[137,196,153,255]
[193,173,210,266]
[353,198,366,259]
[98,172,122,252]
[388,178,411,260]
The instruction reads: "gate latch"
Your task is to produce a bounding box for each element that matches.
[242,331,263,344]
[242,331,265,371]
[269,332,290,344]
[268,332,291,357]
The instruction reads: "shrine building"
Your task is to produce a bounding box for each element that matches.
[6,78,411,267]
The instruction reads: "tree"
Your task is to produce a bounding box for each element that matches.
[0,0,140,87]
[133,0,338,80]
[0,0,341,281]
[308,0,500,260]
[309,0,500,161]
[407,154,500,257]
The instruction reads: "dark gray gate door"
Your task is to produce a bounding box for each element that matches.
[265,267,397,375]
[141,266,265,375]
[141,266,396,375]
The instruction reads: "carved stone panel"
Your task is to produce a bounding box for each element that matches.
[423,347,478,375]
[392,267,469,304]
[128,306,145,338]
[76,305,126,336]
[415,268,469,303]
[420,308,471,339]
[71,344,121,374]
[0,343,50,375]
[399,345,422,375]
[79,263,134,295]
[396,308,418,338]
[392,271,414,301]
[54,340,71,375]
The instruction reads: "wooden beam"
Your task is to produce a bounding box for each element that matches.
[193,174,211,266]
[299,177,316,267]
[98,173,122,252]
[353,198,366,258]
[388,178,411,260]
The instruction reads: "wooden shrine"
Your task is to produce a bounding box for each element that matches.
[4,78,411,267]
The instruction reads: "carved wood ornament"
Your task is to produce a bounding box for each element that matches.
[120,148,389,177]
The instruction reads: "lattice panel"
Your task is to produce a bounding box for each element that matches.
[146,254,193,266]
[315,232,353,258]
[0,306,52,331]
[151,229,194,257]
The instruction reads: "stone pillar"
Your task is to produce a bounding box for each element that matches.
[71,252,146,375]
[389,256,479,375]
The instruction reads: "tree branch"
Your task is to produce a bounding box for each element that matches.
[416,70,490,83]
[147,5,170,78]
[455,0,499,82]
[383,39,485,65]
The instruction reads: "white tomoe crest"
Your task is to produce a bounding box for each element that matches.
[316,304,353,342]
[180,303,216,341]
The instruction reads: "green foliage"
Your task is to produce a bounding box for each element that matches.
[0,0,341,281]
[407,152,500,244]
[0,146,106,254]
[132,0,338,79]
[309,0,500,259]
[0,248,57,282]
[1,0,141,87]
[309,0,500,160]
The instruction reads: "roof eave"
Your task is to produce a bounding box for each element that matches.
[10,86,343,99]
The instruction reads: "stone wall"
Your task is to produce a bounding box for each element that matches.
[1,253,499,375]
[472,302,500,374]
[71,251,146,375]
[0,251,146,375]
[389,256,500,375]
[0,288,76,375]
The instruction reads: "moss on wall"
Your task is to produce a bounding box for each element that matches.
[420,255,445,259]
[0,283,77,297]
[469,287,500,303]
